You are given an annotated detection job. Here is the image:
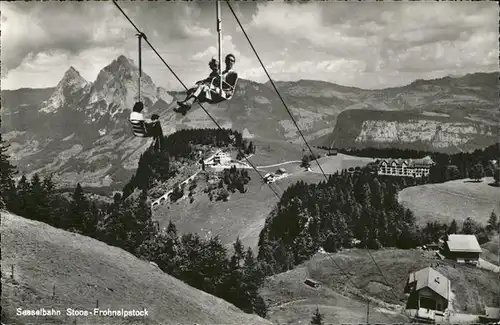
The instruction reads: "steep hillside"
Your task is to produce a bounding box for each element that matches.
[1,211,273,325]
[260,248,500,324]
[314,108,499,153]
[152,165,325,251]
[2,66,498,191]
[398,177,500,226]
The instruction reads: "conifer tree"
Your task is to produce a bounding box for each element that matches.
[310,307,324,325]
[487,211,498,232]
[448,219,458,234]
[301,154,311,168]
[0,117,17,210]
[64,183,89,232]
[15,175,31,216]
[27,173,46,221]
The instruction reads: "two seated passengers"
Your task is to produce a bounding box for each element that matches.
[176,53,238,114]
[129,54,238,146]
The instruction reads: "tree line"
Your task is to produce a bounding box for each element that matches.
[419,211,499,246]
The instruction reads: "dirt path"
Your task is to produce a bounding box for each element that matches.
[270,298,309,309]
[256,160,301,168]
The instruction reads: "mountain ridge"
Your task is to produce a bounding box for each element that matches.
[1,55,498,189]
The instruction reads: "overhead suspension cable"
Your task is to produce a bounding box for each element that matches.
[225,3,403,321]
[111,0,282,201]
[225,2,329,183]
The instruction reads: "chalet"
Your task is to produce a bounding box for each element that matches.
[479,307,500,323]
[327,149,338,156]
[276,168,286,175]
[404,267,450,322]
[442,234,482,264]
[378,156,434,178]
[304,278,320,288]
[204,150,232,166]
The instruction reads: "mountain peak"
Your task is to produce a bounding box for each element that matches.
[61,66,86,83]
[40,67,89,113]
[105,55,136,74]
[117,55,132,65]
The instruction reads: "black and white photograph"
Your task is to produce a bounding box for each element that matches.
[1,0,499,324]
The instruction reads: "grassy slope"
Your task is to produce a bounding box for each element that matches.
[245,138,314,166]
[260,247,500,324]
[309,153,377,174]
[398,177,500,226]
[152,168,325,252]
[151,139,327,251]
[1,211,272,325]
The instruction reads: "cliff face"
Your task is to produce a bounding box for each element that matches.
[317,109,499,153]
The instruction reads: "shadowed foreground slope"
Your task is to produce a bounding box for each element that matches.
[1,211,273,325]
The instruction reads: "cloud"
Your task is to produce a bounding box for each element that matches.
[241,58,367,87]
[248,1,499,86]
[1,1,498,91]
[0,1,211,76]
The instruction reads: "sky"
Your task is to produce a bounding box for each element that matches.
[1,0,498,91]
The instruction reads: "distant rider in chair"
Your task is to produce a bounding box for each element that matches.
[130,101,163,151]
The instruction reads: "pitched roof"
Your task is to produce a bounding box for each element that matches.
[407,267,450,300]
[446,234,482,253]
[378,156,434,168]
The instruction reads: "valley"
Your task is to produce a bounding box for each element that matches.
[1,57,498,191]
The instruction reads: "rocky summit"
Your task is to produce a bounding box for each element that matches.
[1,55,498,190]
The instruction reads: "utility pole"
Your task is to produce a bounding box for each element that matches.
[366,299,370,324]
[497,234,500,307]
[216,0,222,92]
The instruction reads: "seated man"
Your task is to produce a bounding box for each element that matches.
[176,54,237,115]
[129,102,163,150]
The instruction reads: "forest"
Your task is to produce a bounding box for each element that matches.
[256,167,498,275]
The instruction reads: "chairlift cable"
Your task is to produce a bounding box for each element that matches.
[112,0,282,201]
[226,4,404,322]
[225,1,330,183]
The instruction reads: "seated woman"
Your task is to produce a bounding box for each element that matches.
[175,57,219,112]
[175,54,237,115]
[129,102,164,150]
